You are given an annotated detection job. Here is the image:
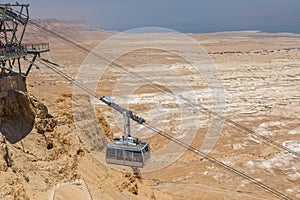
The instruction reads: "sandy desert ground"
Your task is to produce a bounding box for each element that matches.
[0,19,299,200]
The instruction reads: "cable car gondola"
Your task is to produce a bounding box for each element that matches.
[106,136,150,168]
[103,96,150,173]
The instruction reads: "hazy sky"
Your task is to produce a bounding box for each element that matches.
[14,0,300,33]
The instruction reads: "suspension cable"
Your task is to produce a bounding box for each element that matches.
[142,122,292,200]
[28,21,300,159]
[32,57,293,200]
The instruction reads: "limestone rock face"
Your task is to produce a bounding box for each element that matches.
[0,178,30,200]
[30,95,57,134]
[35,117,57,133]
[30,96,48,119]
[0,135,12,171]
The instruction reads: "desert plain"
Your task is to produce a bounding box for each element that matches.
[0,19,299,200]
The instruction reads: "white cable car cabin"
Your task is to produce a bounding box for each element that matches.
[103,97,150,173]
[106,136,150,168]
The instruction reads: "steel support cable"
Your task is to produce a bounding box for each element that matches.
[180,96,300,158]
[31,21,300,159]
[37,58,100,98]
[37,57,144,124]
[29,21,300,159]
[29,21,157,88]
[35,58,292,200]
[142,123,292,200]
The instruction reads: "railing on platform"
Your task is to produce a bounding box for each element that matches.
[0,45,26,60]
[0,42,49,60]
[24,43,50,53]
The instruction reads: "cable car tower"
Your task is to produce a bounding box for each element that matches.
[0,3,49,93]
[0,3,150,174]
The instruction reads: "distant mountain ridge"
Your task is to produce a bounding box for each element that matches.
[22,18,107,43]
[30,18,101,32]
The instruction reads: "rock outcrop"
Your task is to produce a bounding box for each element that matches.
[0,89,57,143]
[30,95,57,134]
[0,90,35,143]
